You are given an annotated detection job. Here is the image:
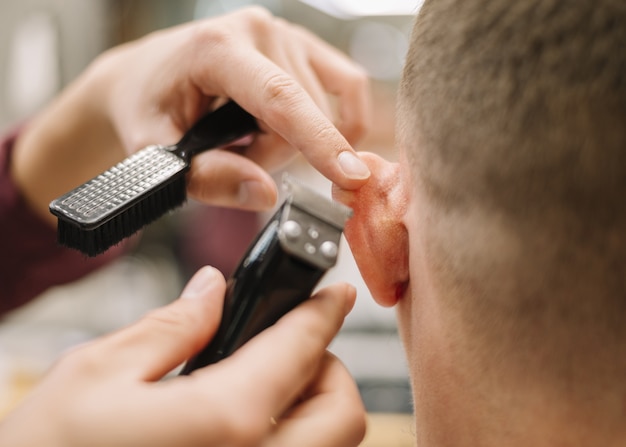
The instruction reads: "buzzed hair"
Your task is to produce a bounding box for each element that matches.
[398,0,626,386]
[400,0,625,221]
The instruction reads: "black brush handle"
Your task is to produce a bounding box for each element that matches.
[179,208,325,374]
[174,101,260,160]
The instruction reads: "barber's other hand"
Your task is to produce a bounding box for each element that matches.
[0,266,365,447]
[12,7,371,224]
[100,6,371,208]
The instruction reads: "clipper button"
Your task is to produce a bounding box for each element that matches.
[320,241,338,260]
[282,220,302,240]
[307,226,320,239]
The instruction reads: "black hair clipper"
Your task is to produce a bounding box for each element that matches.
[180,174,352,374]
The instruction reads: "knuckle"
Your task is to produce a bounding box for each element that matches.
[124,130,153,154]
[240,5,273,23]
[188,21,231,53]
[54,342,103,378]
[308,121,342,147]
[200,27,229,47]
[264,73,299,100]
[261,73,303,115]
[239,5,274,33]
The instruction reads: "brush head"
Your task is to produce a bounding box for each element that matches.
[50,145,188,256]
[49,100,260,257]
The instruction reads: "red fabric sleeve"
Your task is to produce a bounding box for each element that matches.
[0,126,128,316]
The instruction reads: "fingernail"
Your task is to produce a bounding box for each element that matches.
[181,267,218,299]
[344,284,357,314]
[238,180,274,208]
[338,152,370,180]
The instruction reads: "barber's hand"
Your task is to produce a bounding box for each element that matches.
[13,6,371,223]
[104,6,372,205]
[0,267,365,447]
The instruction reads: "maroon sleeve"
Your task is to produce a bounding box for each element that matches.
[0,126,128,316]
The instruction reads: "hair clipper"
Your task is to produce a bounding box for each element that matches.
[180,174,352,374]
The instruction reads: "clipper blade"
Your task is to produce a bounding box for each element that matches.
[281,173,353,229]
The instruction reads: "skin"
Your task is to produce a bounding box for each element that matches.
[2,6,371,446]
[342,151,487,446]
[368,0,626,443]
[334,150,626,446]
[334,150,523,446]
[0,267,365,447]
[10,6,371,226]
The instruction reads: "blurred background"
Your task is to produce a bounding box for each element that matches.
[0,1,419,443]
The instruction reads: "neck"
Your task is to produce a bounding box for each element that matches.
[408,364,626,447]
[399,296,626,447]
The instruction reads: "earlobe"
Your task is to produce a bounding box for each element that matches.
[332,152,410,307]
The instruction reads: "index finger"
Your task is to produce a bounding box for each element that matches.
[197,49,371,190]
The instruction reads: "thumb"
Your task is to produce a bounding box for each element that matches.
[97,266,226,381]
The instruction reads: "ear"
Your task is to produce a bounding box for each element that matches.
[333,152,410,307]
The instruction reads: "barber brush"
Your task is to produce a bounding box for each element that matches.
[49,101,259,257]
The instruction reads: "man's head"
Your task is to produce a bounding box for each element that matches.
[335,0,626,444]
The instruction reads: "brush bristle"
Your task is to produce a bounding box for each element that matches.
[57,175,187,257]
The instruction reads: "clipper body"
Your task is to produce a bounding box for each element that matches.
[180,176,352,374]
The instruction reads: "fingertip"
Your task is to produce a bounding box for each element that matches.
[337,151,371,185]
[343,283,358,315]
[314,282,357,317]
[180,266,225,300]
[187,150,278,210]
[238,178,278,210]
